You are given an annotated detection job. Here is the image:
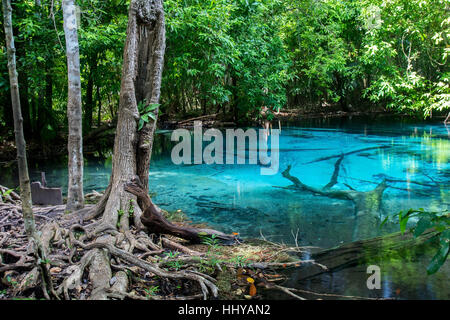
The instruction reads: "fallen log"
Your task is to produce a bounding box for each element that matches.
[124,177,240,244]
[296,229,439,280]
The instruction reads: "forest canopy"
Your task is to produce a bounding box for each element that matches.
[0,0,448,143]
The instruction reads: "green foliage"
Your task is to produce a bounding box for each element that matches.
[165,260,184,271]
[229,255,249,267]
[143,285,159,297]
[359,0,449,117]
[0,187,14,198]
[163,251,180,259]
[138,100,160,130]
[0,0,448,143]
[201,233,220,250]
[382,208,450,274]
[128,200,135,218]
[162,0,289,121]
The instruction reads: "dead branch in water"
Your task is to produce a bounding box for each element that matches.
[281,153,388,240]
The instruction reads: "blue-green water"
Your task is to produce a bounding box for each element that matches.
[1,116,449,299]
[15,117,449,246]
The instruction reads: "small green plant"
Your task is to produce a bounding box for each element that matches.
[138,99,160,131]
[229,255,249,268]
[143,286,159,297]
[198,259,217,274]
[0,187,14,198]
[166,260,184,271]
[128,200,135,218]
[163,251,180,259]
[117,209,125,228]
[164,209,188,223]
[201,233,220,251]
[381,208,449,274]
[5,275,18,288]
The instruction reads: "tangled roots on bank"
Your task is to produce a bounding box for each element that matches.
[0,202,221,300]
[0,199,329,300]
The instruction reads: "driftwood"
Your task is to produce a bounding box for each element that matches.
[304,146,391,165]
[83,121,116,143]
[177,113,218,125]
[282,154,387,241]
[124,177,239,244]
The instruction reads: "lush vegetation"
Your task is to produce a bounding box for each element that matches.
[382,208,450,274]
[0,0,448,142]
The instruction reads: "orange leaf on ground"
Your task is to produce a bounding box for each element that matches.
[249,283,257,296]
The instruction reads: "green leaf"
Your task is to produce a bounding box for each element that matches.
[399,215,408,234]
[145,103,160,112]
[414,216,432,237]
[380,216,389,228]
[427,240,449,275]
[2,189,13,197]
[138,119,144,131]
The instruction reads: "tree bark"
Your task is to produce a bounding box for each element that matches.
[97,86,102,127]
[63,0,84,211]
[135,0,166,196]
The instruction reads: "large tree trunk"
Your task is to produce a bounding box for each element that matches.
[63,0,84,211]
[84,0,166,233]
[2,0,54,299]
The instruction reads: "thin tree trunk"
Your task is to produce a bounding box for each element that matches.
[2,0,55,299]
[2,0,35,240]
[97,86,102,127]
[63,0,84,211]
[84,55,97,132]
[18,60,31,137]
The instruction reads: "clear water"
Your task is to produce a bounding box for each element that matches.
[1,116,449,299]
